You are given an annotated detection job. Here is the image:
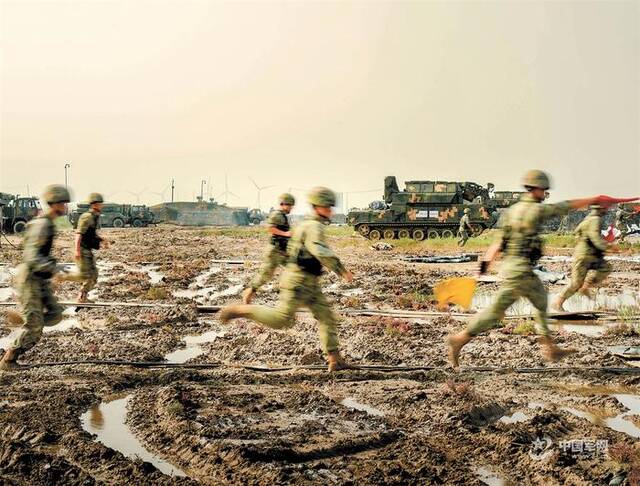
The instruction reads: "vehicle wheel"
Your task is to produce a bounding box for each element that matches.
[250,218,261,225]
[441,229,454,239]
[113,218,125,228]
[412,229,425,241]
[427,229,440,239]
[383,229,395,240]
[369,229,382,240]
[132,219,143,228]
[398,229,411,239]
[471,225,484,236]
[357,224,370,236]
[12,220,27,233]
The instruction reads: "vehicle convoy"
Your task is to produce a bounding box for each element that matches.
[68,203,155,228]
[346,176,510,240]
[0,192,41,233]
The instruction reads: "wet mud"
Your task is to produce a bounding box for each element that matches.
[1,227,639,484]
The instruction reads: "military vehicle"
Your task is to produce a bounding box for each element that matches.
[150,200,252,226]
[68,203,155,228]
[0,193,41,233]
[347,176,506,240]
[247,208,266,225]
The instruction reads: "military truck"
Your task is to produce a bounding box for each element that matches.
[68,203,155,228]
[347,176,505,240]
[0,193,41,233]
[247,208,266,225]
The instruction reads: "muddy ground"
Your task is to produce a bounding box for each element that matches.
[1,226,640,485]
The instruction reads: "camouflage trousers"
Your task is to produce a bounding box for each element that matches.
[77,249,98,294]
[243,265,340,353]
[616,221,628,242]
[11,271,63,352]
[467,269,550,337]
[559,256,611,301]
[249,246,287,291]
[457,229,469,247]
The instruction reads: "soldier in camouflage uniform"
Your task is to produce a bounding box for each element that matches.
[447,170,602,367]
[614,205,633,242]
[457,208,473,247]
[553,205,611,311]
[73,193,109,302]
[0,185,70,370]
[219,187,354,372]
[242,193,295,304]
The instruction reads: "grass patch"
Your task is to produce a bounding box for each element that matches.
[618,305,640,323]
[513,321,536,336]
[145,286,169,300]
[604,322,639,337]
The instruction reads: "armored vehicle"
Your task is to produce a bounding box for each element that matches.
[68,203,155,228]
[0,193,41,233]
[347,176,503,240]
[150,200,251,226]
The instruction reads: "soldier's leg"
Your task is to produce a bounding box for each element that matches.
[466,280,520,336]
[11,279,46,352]
[584,260,612,288]
[41,281,63,327]
[524,274,551,337]
[81,252,98,294]
[306,287,340,354]
[556,259,588,305]
[241,287,300,330]
[249,248,284,292]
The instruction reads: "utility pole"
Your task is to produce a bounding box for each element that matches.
[200,180,206,201]
[171,179,175,202]
[64,163,71,188]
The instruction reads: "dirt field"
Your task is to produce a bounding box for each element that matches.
[1,225,640,485]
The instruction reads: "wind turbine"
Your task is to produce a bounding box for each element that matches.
[126,187,149,204]
[249,177,275,210]
[150,183,171,203]
[218,174,239,205]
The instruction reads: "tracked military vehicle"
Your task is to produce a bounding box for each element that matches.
[347,176,505,240]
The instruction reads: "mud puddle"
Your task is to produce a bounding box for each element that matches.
[562,394,640,438]
[339,397,385,417]
[498,411,529,424]
[164,326,225,363]
[80,395,186,477]
[475,465,505,486]
[1,309,81,350]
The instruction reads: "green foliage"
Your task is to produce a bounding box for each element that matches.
[513,321,536,336]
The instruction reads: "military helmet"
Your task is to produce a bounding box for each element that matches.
[463,208,470,214]
[308,187,336,207]
[590,204,603,211]
[42,185,71,204]
[88,192,104,204]
[279,193,295,205]
[522,170,551,190]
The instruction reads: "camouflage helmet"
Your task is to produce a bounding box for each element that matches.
[463,208,470,214]
[308,187,336,207]
[522,170,551,190]
[42,184,71,204]
[88,192,104,204]
[279,193,295,205]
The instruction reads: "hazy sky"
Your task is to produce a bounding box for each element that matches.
[1,1,638,212]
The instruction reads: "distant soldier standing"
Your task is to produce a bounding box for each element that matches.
[614,205,633,242]
[242,193,295,304]
[457,208,473,246]
[447,170,603,367]
[74,193,109,303]
[553,205,611,311]
[0,185,70,370]
[220,187,354,372]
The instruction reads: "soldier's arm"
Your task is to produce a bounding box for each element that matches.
[540,197,601,222]
[587,218,608,251]
[305,222,348,276]
[75,213,90,257]
[24,219,56,276]
[267,212,291,237]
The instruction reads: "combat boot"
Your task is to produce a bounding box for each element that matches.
[539,336,576,362]
[242,288,255,305]
[447,331,472,368]
[0,348,21,371]
[218,304,252,324]
[2,310,24,327]
[327,351,351,372]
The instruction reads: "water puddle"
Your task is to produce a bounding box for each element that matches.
[0,329,19,351]
[80,395,186,477]
[498,411,529,424]
[44,308,82,334]
[543,255,640,264]
[475,466,505,486]
[340,397,385,417]
[164,328,224,364]
[0,287,14,302]
[562,394,640,438]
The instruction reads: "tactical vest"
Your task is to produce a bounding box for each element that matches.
[271,211,291,252]
[290,224,323,276]
[39,218,55,259]
[81,213,101,250]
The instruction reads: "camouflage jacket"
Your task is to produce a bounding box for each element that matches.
[77,210,102,250]
[22,216,57,278]
[459,214,472,231]
[268,209,290,251]
[497,193,571,272]
[287,214,346,276]
[574,211,607,258]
